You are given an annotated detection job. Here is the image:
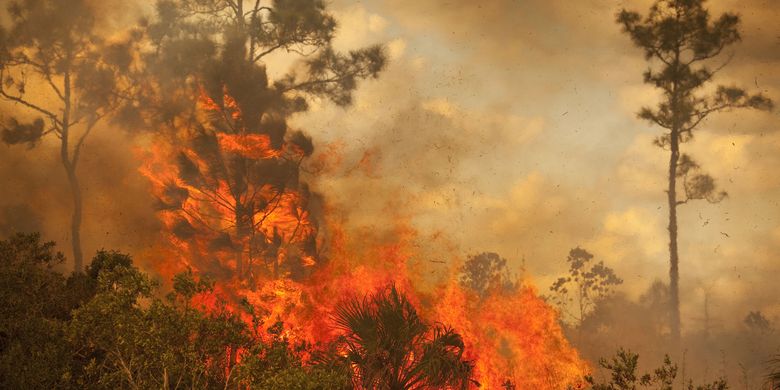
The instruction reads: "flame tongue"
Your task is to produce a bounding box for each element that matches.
[141,87,317,280]
[436,283,588,388]
[140,88,588,389]
[217,133,282,160]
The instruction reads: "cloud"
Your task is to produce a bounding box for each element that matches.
[616,133,666,199]
[387,38,407,59]
[586,207,667,294]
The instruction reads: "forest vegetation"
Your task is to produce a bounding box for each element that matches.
[1,0,778,388]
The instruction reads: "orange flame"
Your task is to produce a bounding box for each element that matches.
[139,88,589,389]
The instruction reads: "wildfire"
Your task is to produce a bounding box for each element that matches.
[139,87,589,389]
[436,282,588,388]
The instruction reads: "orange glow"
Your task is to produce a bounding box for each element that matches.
[139,87,589,389]
[217,133,282,160]
[435,281,588,389]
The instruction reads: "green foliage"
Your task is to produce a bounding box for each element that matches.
[459,252,519,298]
[586,349,640,390]
[171,267,214,301]
[0,233,357,388]
[68,254,256,389]
[248,366,350,390]
[237,321,351,389]
[0,233,71,388]
[333,285,477,389]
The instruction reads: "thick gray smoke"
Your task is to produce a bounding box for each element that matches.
[1,0,778,386]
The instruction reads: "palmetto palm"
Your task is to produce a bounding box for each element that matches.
[769,355,780,390]
[333,285,477,389]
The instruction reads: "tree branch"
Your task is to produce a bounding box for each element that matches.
[71,115,102,169]
[0,70,62,125]
[112,348,139,390]
[245,2,271,18]
[682,103,731,133]
[252,43,286,62]
[279,75,341,94]
[42,71,66,102]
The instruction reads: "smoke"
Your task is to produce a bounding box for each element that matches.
[1,0,779,385]
[0,124,161,270]
[303,0,780,383]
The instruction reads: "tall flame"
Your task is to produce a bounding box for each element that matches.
[139,88,589,389]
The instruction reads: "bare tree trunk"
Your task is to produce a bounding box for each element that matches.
[66,164,84,271]
[235,199,253,280]
[235,248,244,280]
[578,281,584,345]
[226,346,237,390]
[668,129,681,344]
[235,207,246,280]
[61,68,85,272]
[273,253,279,279]
[668,42,683,345]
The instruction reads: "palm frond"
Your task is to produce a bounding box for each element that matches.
[333,284,477,389]
[768,355,780,390]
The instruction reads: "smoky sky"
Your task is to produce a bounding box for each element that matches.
[1,0,778,337]
[299,0,780,332]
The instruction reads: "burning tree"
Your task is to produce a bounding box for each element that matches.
[616,0,773,342]
[135,0,386,282]
[146,85,321,283]
[130,3,591,388]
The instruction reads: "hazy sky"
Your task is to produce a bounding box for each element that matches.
[1,0,778,335]
[291,0,780,332]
